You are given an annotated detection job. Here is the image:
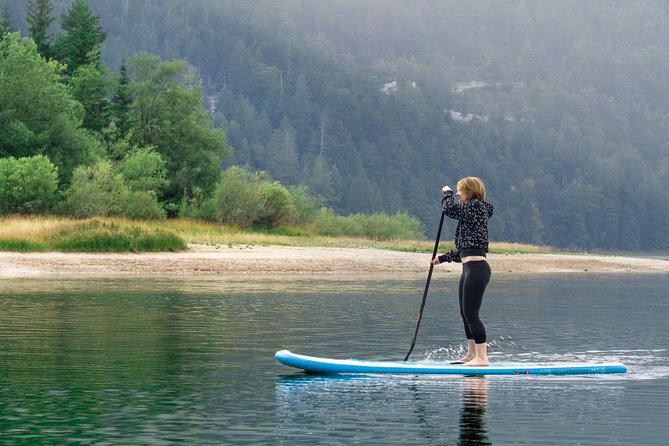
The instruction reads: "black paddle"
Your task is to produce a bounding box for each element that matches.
[403,209,446,361]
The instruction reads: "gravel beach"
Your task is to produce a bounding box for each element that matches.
[1,245,667,278]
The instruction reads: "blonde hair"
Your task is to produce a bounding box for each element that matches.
[457,177,486,200]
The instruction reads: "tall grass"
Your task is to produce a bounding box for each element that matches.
[0,216,187,252]
[0,215,556,254]
[52,220,187,252]
[0,239,48,251]
[0,216,67,251]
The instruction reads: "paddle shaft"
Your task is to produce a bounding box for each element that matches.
[404,211,446,361]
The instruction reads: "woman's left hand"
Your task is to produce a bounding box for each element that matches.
[431,257,441,266]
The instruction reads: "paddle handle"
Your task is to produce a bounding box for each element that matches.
[403,211,445,361]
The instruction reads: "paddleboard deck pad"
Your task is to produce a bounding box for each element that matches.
[275,350,627,376]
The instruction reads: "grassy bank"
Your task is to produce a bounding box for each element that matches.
[0,216,555,254]
[158,218,554,254]
[0,216,187,252]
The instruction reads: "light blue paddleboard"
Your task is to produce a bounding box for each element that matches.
[275,350,627,376]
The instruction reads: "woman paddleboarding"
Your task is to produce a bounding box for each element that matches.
[431,177,494,366]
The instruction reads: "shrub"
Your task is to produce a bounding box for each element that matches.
[0,155,59,214]
[178,187,215,220]
[116,147,168,193]
[313,207,361,237]
[361,212,424,240]
[313,208,424,240]
[287,185,321,225]
[62,161,127,218]
[123,191,166,219]
[255,182,294,228]
[63,160,166,219]
[211,166,263,226]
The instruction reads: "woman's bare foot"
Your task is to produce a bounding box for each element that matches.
[463,342,489,366]
[464,357,489,366]
[453,340,477,364]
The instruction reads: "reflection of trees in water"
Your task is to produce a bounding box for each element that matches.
[458,377,490,445]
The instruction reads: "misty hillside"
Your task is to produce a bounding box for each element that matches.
[5,0,669,250]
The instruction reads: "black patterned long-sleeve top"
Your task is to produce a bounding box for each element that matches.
[437,193,494,263]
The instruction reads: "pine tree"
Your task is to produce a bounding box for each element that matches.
[111,61,133,140]
[0,5,16,35]
[69,63,110,133]
[26,0,55,60]
[53,0,106,75]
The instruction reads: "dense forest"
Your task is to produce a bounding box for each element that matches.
[3,0,669,250]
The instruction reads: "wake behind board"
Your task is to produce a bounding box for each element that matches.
[275,350,627,376]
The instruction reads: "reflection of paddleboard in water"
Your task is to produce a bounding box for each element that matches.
[275,350,627,376]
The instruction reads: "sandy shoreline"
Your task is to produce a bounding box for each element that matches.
[1,245,668,278]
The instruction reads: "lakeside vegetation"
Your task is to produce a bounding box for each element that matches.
[0,215,555,254]
[0,15,430,248]
[6,2,666,252]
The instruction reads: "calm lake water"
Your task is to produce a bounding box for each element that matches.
[1,273,668,445]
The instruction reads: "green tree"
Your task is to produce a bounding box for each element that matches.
[265,120,300,183]
[68,63,110,132]
[290,72,313,148]
[0,33,101,183]
[127,52,228,205]
[110,61,133,140]
[287,184,321,225]
[53,0,106,75]
[0,5,16,35]
[116,147,168,195]
[516,179,544,245]
[26,0,55,60]
[0,155,58,214]
[303,154,341,205]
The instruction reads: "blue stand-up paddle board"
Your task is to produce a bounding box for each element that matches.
[275,350,627,376]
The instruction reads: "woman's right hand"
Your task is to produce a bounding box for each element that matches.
[442,185,452,194]
[431,257,441,266]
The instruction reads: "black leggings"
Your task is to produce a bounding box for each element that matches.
[458,260,491,344]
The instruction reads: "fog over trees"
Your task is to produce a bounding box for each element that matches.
[3,0,669,250]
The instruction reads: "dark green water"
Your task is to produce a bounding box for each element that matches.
[1,274,668,444]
